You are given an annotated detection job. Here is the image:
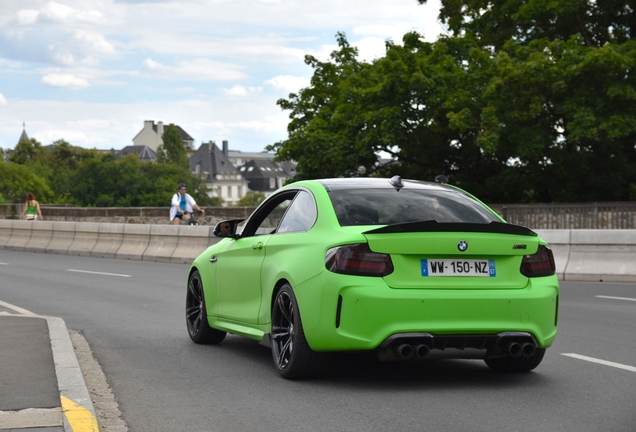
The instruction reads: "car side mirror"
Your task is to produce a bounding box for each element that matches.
[213,219,243,238]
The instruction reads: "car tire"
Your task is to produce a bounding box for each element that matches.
[186,270,226,344]
[484,348,546,372]
[271,283,328,379]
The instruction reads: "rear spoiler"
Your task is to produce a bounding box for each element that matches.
[364,220,537,236]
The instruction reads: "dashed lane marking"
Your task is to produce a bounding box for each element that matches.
[561,353,636,373]
[596,295,636,302]
[66,269,132,277]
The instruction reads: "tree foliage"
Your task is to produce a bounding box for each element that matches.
[0,158,53,204]
[9,138,45,165]
[270,1,636,202]
[2,141,219,207]
[157,124,189,168]
[236,191,266,206]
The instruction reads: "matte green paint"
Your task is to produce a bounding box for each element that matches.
[190,180,559,353]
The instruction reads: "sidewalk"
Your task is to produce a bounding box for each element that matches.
[0,306,98,432]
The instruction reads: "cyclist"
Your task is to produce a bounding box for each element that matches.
[434,174,449,184]
[170,183,204,225]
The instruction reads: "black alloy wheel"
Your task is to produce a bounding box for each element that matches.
[271,283,327,379]
[186,270,226,344]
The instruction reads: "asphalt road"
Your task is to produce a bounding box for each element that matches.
[1,250,634,432]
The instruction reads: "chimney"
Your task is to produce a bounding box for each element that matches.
[157,121,164,136]
[222,140,228,156]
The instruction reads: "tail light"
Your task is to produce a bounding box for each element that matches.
[326,244,393,276]
[521,245,556,277]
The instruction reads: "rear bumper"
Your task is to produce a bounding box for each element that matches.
[296,272,559,352]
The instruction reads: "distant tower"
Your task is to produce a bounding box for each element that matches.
[17,122,29,145]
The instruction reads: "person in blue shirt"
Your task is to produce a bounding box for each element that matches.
[170,183,205,225]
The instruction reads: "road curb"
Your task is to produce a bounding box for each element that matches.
[47,317,99,432]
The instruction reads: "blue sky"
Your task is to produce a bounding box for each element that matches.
[0,0,446,153]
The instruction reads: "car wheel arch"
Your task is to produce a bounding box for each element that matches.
[270,279,292,317]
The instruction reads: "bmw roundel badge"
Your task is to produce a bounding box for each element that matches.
[457,240,468,252]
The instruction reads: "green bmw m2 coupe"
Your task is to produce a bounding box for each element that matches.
[186,177,559,379]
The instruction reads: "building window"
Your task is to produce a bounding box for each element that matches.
[228,186,232,198]
[270,178,275,189]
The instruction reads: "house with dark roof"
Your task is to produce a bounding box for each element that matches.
[132,120,195,153]
[189,140,249,205]
[237,159,292,195]
[114,145,157,162]
[228,149,296,178]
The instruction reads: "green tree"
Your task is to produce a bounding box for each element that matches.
[236,191,265,206]
[0,158,53,204]
[268,33,382,179]
[271,0,636,202]
[157,124,189,168]
[67,154,219,207]
[9,138,44,165]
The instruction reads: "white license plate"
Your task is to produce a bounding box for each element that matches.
[421,259,496,277]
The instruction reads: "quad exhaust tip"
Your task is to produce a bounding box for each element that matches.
[505,342,537,358]
[376,332,538,361]
[378,343,431,361]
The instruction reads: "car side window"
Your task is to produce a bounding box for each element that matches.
[277,191,317,234]
[241,191,298,237]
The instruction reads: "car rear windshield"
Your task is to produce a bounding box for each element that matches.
[328,188,500,226]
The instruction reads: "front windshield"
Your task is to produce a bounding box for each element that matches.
[329,188,499,226]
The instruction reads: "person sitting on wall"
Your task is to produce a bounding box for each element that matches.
[22,192,43,221]
[170,183,204,225]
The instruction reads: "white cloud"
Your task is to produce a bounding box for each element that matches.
[0,3,115,67]
[352,37,392,62]
[222,85,263,97]
[265,75,310,93]
[41,74,90,89]
[37,2,103,25]
[16,10,39,25]
[74,31,115,56]
[0,93,7,105]
[0,0,447,152]
[38,127,88,144]
[140,58,247,81]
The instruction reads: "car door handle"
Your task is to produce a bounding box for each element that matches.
[252,242,263,250]
[209,256,217,263]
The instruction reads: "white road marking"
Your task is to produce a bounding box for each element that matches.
[0,300,38,316]
[0,262,8,265]
[66,269,132,278]
[561,353,636,373]
[596,295,636,302]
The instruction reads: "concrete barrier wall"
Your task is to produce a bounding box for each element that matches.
[68,222,100,257]
[536,229,636,282]
[24,221,54,253]
[91,223,125,259]
[143,224,180,263]
[0,224,634,282]
[46,222,76,255]
[116,224,151,261]
[0,220,12,247]
[6,220,33,252]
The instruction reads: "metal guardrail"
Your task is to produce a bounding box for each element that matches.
[502,202,636,229]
